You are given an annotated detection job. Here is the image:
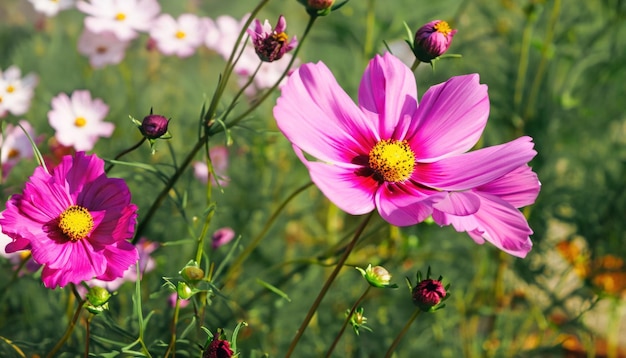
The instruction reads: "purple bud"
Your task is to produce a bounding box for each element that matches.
[141,114,169,139]
[203,335,234,358]
[413,20,457,63]
[412,278,446,311]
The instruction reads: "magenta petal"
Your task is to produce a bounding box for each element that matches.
[274,61,376,164]
[407,74,489,161]
[294,147,376,215]
[375,184,443,226]
[432,191,481,216]
[54,152,105,198]
[417,136,537,190]
[358,53,417,139]
[97,240,139,281]
[477,165,540,208]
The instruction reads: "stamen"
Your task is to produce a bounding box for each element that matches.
[75,117,87,127]
[368,139,416,183]
[58,205,94,241]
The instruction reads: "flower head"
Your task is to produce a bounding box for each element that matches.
[78,29,130,69]
[247,15,297,62]
[211,227,235,249]
[273,53,537,255]
[413,20,457,63]
[0,152,139,288]
[77,0,161,41]
[149,13,206,58]
[140,113,170,139]
[193,146,230,187]
[0,120,37,177]
[0,66,38,117]
[28,0,75,17]
[48,90,114,151]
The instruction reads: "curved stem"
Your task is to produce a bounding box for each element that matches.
[164,296,181,358]
[325,286,371,357]
[383,308,421,358]
[46,294,85,358]
[222,181,313,284]
[285,211,374,357]
[410,59,421,72]
[105,137,147,173]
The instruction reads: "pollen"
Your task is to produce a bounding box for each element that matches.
[115,12,126,21]
[368,139,416,183]
[434,21,452,36]
[272,32,289,44]
[175,31,186,39]
[75,117,87,127]
[58,205,94,241]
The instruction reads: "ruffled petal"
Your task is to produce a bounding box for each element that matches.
[407,74,489,162]
[295,147,377,215]
[358,53,417,140]
[477,165,540,208]
[417,136,537,190]
[375,183,444,226]
[432,191,481,216]
[274,61,375,164]
[54,152,105,198]
[97,240,139,281]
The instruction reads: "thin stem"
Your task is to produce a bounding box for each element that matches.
[513,7,539,115]
[105,137,147,173]
[410,59,421,72]
[223,181,313,284]
[285,211,374,357]
[363,0,376,58]
[325,286,372,357]
[46,294,85,358]
[84,314,94,358]
[164,296,181,358]
[384,308,421,358]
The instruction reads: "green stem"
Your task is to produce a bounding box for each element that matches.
[513,6,539,115]
[363,0,376,58]
[105,137,147,173]
[325,286,372,357]
[410,59,421,72]
[384,308,422,357]
[285,211,374,357]
[164,297,182,358]
[46,293,85,358]
[222,181,313,284]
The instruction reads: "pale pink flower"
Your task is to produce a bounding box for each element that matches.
[274,53,538,255]
[78,29,130,68]
[48,90,114,151]
[77,0,161,41]
[168,292,190,308]
[28,0,75,17]
[0,120,37,177]
[193,146,230,187]
[149,13,205,58]
[0,66,38,117]
[204,15,249,58]
[212,227,235,249]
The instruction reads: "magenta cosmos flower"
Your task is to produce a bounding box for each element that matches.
[0,152,138,288]
[274,53,537,236]
[247,15,298,62]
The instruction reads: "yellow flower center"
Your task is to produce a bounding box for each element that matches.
[115,12,126,21]
[75,117,87,127]
[175,31,186,39]
[434,21,452,36]
[58,205,94,241]
[272,32,289,44]
[0,95,3,103]
[6,85,15,93]
[368,139,415,183]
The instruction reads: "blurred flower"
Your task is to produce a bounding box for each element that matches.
[356,264,397,288]
[149,13,206,58]
[0,65,38,117]
[78,29,130,68]
[413,20,457,63]
[211,227,235,249]
[77,0,161,41]
[203,333,234,358]
[168,292,191,308]
[432,165,540,258]
[0,152,138,288]
[140,113,170,139]
[43,137,75,171]
[0,119,37,177]
[48,90,114,151]
[247,15,297,62]
[193,145,230,187]
[87,237,158,291]
[28,0,75,17]
[203,15,249,59]
[273,53,537,231]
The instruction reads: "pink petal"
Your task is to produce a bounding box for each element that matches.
[477,165,540,208]
[375,183,444,226]
[274,61,376,164]
[417,136,537,190]
[432,191,481,216]
[358,53,417,140]
[407,74,489,162]
[97,240,139,281]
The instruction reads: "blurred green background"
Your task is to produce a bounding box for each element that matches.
[0,0,625,357]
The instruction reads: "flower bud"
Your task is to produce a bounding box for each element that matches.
[140,114,170,139]
[177,281,194,300]
[85,286,111,314]
[181,265,205,284]
[298,0,344,17]
[413,20,457,63]
[412,278,447,311]
[308,0,334,10]
[356,264,397,288]
[203,332,234,358]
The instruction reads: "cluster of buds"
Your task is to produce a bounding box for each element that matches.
[407,267,450,312]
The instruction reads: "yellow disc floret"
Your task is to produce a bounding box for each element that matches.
[434,21,452,36]
[368,139,416,182]
[175,31,186,39]
[75,117,87,127]
[58,205,94,241]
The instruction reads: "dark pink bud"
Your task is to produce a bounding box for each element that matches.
[141,114,169,139]
[413,20,457,63]
[211,227,235,249]
[203,335,234,358]
[412,278,446,311]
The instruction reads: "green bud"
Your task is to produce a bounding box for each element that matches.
[86,286,111,307]
[177,281,194,300]
[180,265,205,284]
[356,264,398,288]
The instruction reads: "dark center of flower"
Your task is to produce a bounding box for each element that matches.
[58,205,94,241]
[368,139,415,182]
[271,32,288,44]
[434,21,452,36]
[96,46,108,54]
[75,117,87,127]
[8,148,20,159]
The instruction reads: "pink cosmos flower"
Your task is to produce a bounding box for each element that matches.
[76,0,161,41]
[193,146,230,187]
[247,15,298,62]
[150,13,206,58]
[273,53,538,251]
[204,15,249,58]
[0,152,138,288]
[48,90,114,151]
[78,29,130,68]
[432,165,540,257]
[0,66,38,117]
[0,120,37,177]
[28,0,75,17]
[211,227,235,249]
